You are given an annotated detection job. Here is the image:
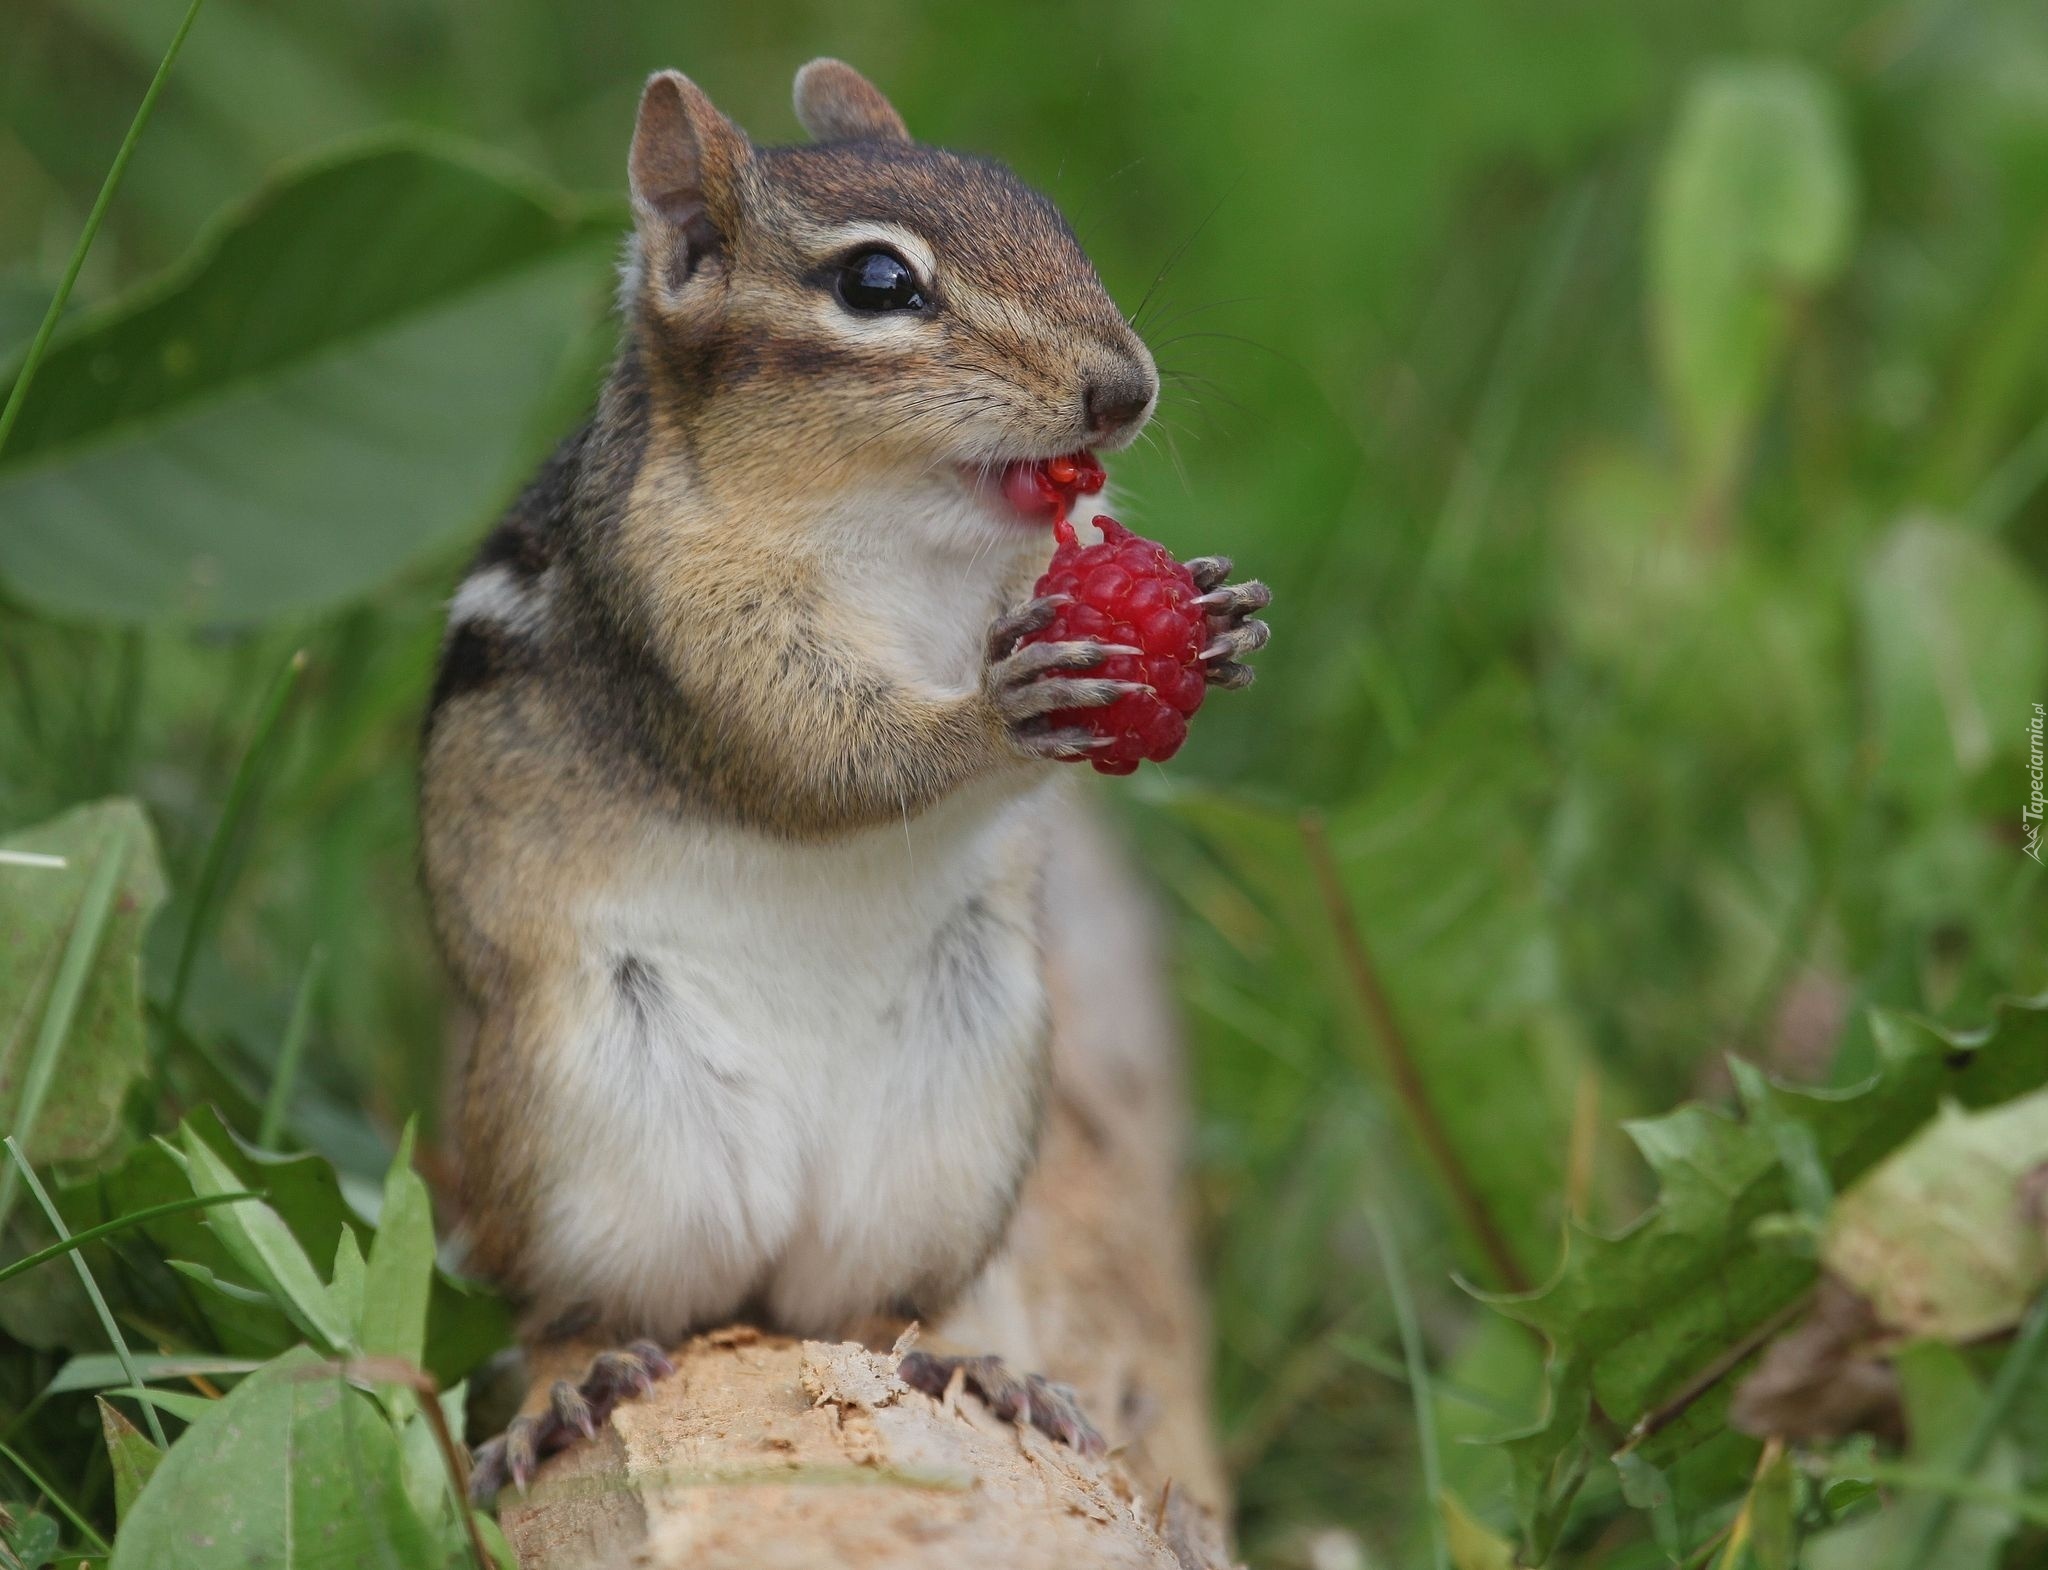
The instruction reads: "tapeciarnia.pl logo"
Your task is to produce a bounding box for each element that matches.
[2027,701,2045,864]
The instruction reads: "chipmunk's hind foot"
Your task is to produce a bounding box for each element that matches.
[897,1349,1105,1456]
[469,1339,675,1502]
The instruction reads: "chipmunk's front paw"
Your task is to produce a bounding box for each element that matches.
[1186,557,1272,690]
[983,595,1145,761]
[468,1339,674,1502]
[898,1349,1106,1456]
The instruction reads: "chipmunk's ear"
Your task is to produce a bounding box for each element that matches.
[630,70,750,258]
[792,59,910,144]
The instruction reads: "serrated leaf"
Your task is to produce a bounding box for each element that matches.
[1651,62,1854,496]
[0,800,166,1171]
[0,140,614,624]
[97,1396,160,1524]
[109,1347,448,1570]
[183,1126,354,1352]
[1482,993,2048,1561]
[361,1122,433,1368]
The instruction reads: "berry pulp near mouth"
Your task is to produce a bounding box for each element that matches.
[1000,450,1107,523]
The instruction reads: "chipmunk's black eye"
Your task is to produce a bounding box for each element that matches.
[836,248,927,314]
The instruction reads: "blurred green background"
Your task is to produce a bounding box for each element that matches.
[3,0,2047,1565]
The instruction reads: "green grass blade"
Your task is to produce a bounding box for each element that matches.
[0,817,130,1233]
[0,1434,112,1554]
[1965,408,2048,536]
[4,1136,169,1449]
[1369,1207,1450,1570]
[259,944,325,1149]
[1330,1334,1522,1421]
[1817,1458,2048,1529]
[0,1190,262,1288]
[163,648,307,1049]
[1900,1289,2048,1569]
[0,0,206,458]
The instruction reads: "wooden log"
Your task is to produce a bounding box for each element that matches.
[501,802,1236,1569]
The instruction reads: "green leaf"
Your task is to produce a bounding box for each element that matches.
[1826,1089,2048,1342]
[361,1122,433,1368]
[330,1226,366,1333]
[166,1259,298,1358]
[0,139,615,624]
[48,1352,263,1396]
[181,1125,354,1352]
[1859,519,2048,812]
[58,1108,509,1383]
[1651,62,1854,497]
[1482,993,2048,1561]
[97,1396,161,1524]
[109,1347,448,1570]
[2,1511,59,1570]
[100,1386,219,1424]
[1441,1490,1518,1570]
[0,801,166,1173]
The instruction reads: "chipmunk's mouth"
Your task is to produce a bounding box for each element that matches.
[961,451,1106,525]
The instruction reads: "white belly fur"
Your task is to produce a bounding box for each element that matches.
[528,775,1054,1338]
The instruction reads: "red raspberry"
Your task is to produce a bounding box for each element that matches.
[1019,515,1209,775]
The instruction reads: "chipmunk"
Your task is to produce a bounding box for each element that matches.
[419,58,1270,1496]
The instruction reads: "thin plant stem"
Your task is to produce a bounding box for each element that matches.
[163,648,306,1052]
[5,1137,168,1449]
[0,1435,111,1553]
[1300,810,1530,1291]
[0,818,130,1233]
[260,945,325,1148]
[1368,1207,1449,1570]
[0,0,207,456]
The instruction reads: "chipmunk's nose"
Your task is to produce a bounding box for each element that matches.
[1083,362,1157,444]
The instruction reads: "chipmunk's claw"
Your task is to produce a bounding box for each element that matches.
[1200,618,1270,664]
[550,1379,597,1440]
[1198,575,1271,686]
[1014,725,1117,760]
[985,594,1071,660]
[1193,581,1272,615]
[1183,555,1234,592]
[1205,660,1257,691]
[469,1340,677,1504]
[898,1349,1106,1457]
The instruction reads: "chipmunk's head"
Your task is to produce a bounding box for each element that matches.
[622,61,1156,528]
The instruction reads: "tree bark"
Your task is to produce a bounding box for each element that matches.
[499,802,1237,1570]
